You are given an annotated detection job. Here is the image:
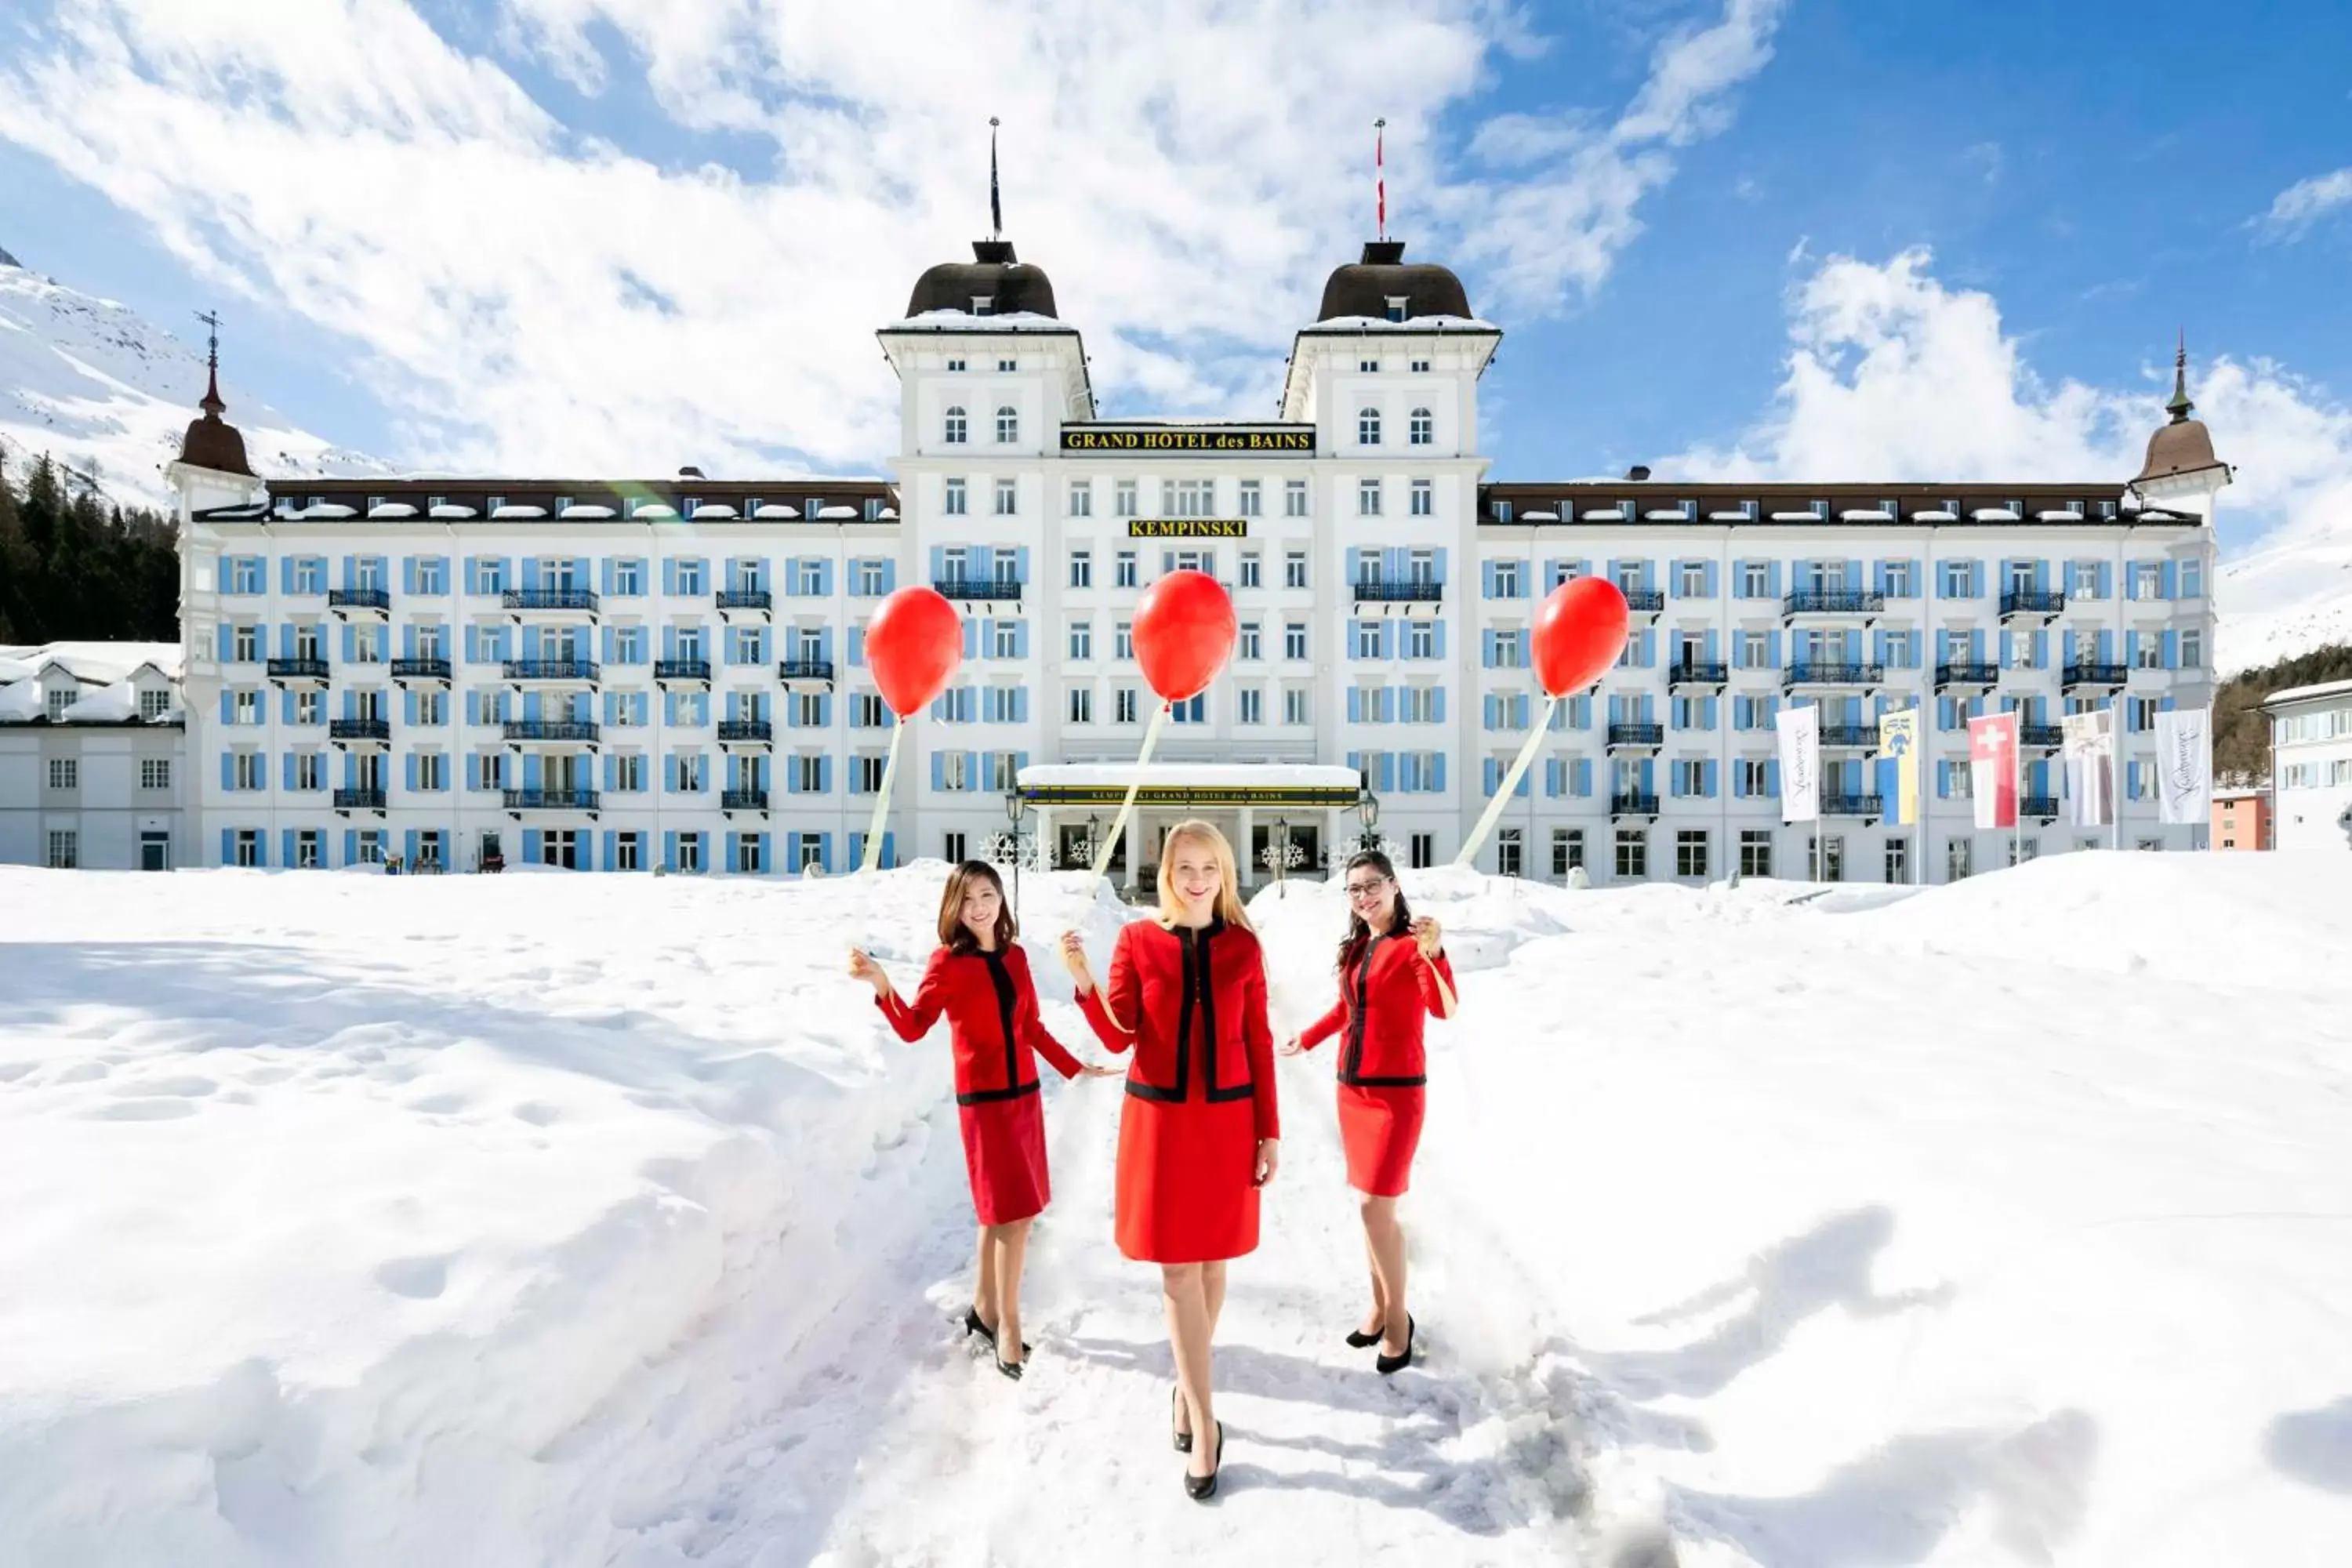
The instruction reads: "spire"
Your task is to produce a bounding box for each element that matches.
[989,117,1003,241]
[176,307,253,477]
[197,308,225,416]
[2166,327,2194,423]
[1374,118,1388,241]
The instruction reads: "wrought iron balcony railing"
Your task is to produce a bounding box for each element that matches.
[1783,662,1886,687]
[502,789,601,811]
[1935,661,1998,687]
[721,788,770,811]
[266,657,330,681]
[1610,791,1661,816]
[717,720,773,743]
[1606,722,1664,750]
[501,659,601,682]
[390,657,452,682]
[328,717,390,742]
[501,588,600,613]
[503,720,600,744]
[327,588,390,613]
[332,787,386,811]
[1782,590,1886,618]
[1999,590,2067,618]
[654,659,712,684]
[778,659,837,684]
[1349,578,1445,603]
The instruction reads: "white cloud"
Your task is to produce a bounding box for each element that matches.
[0,0,1783,477]
[1664,247,2352,671]
[2258,166,2352,239]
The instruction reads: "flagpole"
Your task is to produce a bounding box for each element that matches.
[2012,713,2021,869]
[1374,118,1386,240]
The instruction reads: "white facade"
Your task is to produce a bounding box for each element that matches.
[2266,679,2352,855]
[0,644,187,870]
[165,240,2222,886]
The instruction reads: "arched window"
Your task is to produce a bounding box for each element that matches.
[996,405,1019,444]
[1358,407,1381,445]
[1409,407,1433,446]
[943,405,967,445]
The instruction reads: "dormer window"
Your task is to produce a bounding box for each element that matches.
[1410,358,1432,373]
[997,358,1017,372]
[1359,358,1380,373]
[971,295,994,315]
[946,357,967,372]
[1385,296,1408,322]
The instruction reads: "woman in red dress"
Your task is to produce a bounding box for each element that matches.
[851,861,1116,1380]
[1279,848,1455,1375]
[1061,820,1278,1500]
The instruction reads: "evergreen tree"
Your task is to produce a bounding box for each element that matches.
[0,442,183,643]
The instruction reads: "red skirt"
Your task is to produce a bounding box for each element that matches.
[959,1092,1051,1226]
[1114,1093,1261,1264]
[1338,1083,1424,1198]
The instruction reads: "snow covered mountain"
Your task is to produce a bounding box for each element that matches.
[0,248,389,514]
[2216,512,2352,674]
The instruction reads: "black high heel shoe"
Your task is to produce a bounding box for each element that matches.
[1375,1316,1416,1376]
[1345,1321,1385,1350]
[1171,1385,1192,1453]
[961,1308,1029,1356]
[1184,1421,1224,1501]
[996,1353,1024,1381]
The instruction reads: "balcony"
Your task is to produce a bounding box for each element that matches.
[1783,662,1885,691]
[1935,661,1998,691]
[390,657,452,685]
[1610,791,1660,819]
[326,587,390,619]
[2020,724,2064,751]
[1606,722,1664,753]
[503,720,601,747]
[502,659,601,685]
[1782,590,1886,622]
[1666,659,1729,691]
[332,787,386,814]
[716,589,773,619]
[1349,578,1445,605]
[2020,794,2062,820]
[721,788,770,815]
[1818,725,1879,751]
[265,656,331,685]
[502,588,600,620]
[1999,590,2067,622]
[1621,589,1665,619]
[2061,662,2126,691]
[934,574,1025,605]
[502,788,601,816]
[1821,793,1883,820]
[779,659,837,688]
[328,717,390,747]
[655,658,712,688]
[717,720,773,746]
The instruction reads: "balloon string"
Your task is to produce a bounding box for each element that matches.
[860,717,906,873]
[1453,694,1560,869]
[1086,700,1171,898]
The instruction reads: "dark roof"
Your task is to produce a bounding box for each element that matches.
[1315,241,1473,322]
[2132,345,2227,488]
[906,239,1058,319]
[1476,480,2202,528]
[178,365,254,477]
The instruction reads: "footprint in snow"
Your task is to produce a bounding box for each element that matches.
[376,1254,451,1299]
[512,1102,561,1126]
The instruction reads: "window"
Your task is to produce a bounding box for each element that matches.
[1238,481,1261,518]
[677,833,704,874]
[1355,622,1383,659]
[1283,687,1310,725]
[1491,560,1520,600]
[2127,696,2158,733]
[1496,828,1523,877]
[1116,551,1138,589]
[1358,479,1382,517]
[1410,478,1432,517]
[1882,561,1915,598]
[1359,358,1381,373]
[1614,829,1647,880]
[2135,635,2162,670]
[1676,830,1710,879]
[140,758,172,790]
[947,358,967,372]
[140,688,172,720]
[613,753,645,793]
[2180,558,2205,598]
[1940,561,1974,598]
[1069,550,1092,590]
[232,624,260,662]
[1057,480,1093,522]
[1947,838,1973,881]
[1405,408,1434,447]
[997,358,1016,372]
[676,560,704,597]
[1069,686,1094,724]
[994,478,1017,516]
[1734,758,1769,798]
[994,405,1018,444]
[232,752,263,790]
[1812,835,1847,881]
[1166,478,1216,518]
[2008,835,2040,866]
[1551,829,1585,877]
[1116,687,1139,724]
[1406,622,1435,659]
[1240,553,1262,589]
[2131,563,2163,601]
[1238,686,1263,724]
[1240,622,1262,660]
[413,751,445,791]
[42,829,75,869]
[944,478,967,516]
[233,829,260,868]
[674,753,706,792]
[938,751,972,791]
[2181,629,2204,669]
[1115,622,1134,660]
[477,751,504,791]
[1116,480,1139,518]
[1678,562,1707,598]
[1400,685,1436,723]
[1884,837,1911,885]
[47,757,76,789]
[1286,551,1308,590]
[1671,759,1707,797]
[1285,479,1308,517]
[1738,829,1773,878]
[1492,628,1524,668]
[295,753,323,790]
[292,557,321,594]
[1069,620,1094,659]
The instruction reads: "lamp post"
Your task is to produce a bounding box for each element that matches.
[1261,814,1305,898]
[1084,811,1102,880]
[1357,787,1381,852]
[1003,787,1025,923]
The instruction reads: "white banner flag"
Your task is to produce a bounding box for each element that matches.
[1776,703,1820,824]
[2061,709,2114,829]
[2156,706,2212,825]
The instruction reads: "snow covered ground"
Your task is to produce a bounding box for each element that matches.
[2,854,2350,1566]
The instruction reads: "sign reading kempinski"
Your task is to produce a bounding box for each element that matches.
[1127,519,1248,538]
[1060,423,1315,454]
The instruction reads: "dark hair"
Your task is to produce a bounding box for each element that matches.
[1335,849,1410,974]
[938,861,1017,953]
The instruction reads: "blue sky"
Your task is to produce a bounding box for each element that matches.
[2,0,2349,553]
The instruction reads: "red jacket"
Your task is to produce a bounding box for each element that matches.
[877,942,1083,1104]
[1077,917,1279,1140]
[1298,932,1457,1087]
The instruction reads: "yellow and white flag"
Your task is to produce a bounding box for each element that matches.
[1877,706,1922,826]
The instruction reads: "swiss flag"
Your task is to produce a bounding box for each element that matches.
[1968,712,2020,829]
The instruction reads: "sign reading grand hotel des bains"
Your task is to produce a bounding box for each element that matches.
[1060,423,1315,455]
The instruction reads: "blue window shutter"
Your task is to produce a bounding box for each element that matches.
[1432,688,1446,723]
[1014,622,1029,659]
[1434,621,1446,659]
[1381,688,1396,724]
[931,752,945,790]
[1482,630,1496,668]
[1377,753,1396,793]
[1433,753,1446,793]
[820,755,833,793]
[343,828,358,865]
[929,546,946,582]
[1347,750,1361,778]
[1349,688,1363,723]
[1483,757,1499,794]
[963,619,979,659]
[2161,630,2178,667]
[404,753,417,792]
[2125,630,2141,666]
[1482,560,1496,597]
[220,751,234,789]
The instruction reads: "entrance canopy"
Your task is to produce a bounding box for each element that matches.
[1017,763,1362,810]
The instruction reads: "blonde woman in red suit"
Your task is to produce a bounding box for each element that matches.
[850,861,1117,1381]
[1278,848,1455,1375]
[1059,820,1278,1501]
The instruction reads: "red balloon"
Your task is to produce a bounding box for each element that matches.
[1132,568,1236,703]
[1532,577,1631,698]
[865,586,964,717]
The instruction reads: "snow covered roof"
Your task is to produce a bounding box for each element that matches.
[302,503,357,520]
[1580,508,1627,522]
[1973,508,2023,522]
[0,681,40,722]
[1840,509,1895,522]
[1018,762,1362,799]
[2264,677,2352,709]
[690,503,737,519]
[60,679,136,722]
[1519,510,1559,522]
[429,503,476,519]
[0,641,181,683]
[752,503,799,520]
[1913,509,1959,521]
[633,503,677,520]
[491,503,546,520]
[368,503,417,519]
[561,505,615,520]
[1644,508,1692,521]
[1301,314,1501,333]
[880,310,1074,334]
[818,505,859,519]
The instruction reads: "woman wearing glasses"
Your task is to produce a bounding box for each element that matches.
[1060,820,1279,1501]
[1279,848,1455,1375]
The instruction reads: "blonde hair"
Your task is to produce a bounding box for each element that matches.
[1155,819,1254,932]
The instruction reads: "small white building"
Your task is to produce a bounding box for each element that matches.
[2263,677,2352,855]
[0,642,188,869]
